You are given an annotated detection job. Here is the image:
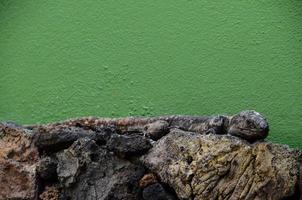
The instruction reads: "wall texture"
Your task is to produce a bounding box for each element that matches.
[0,0,301,148]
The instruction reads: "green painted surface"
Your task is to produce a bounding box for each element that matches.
[0,0,301,148]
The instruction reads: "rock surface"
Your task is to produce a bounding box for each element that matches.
[144,129,301,200]
[0,111,301,200]
[0,122,39,200]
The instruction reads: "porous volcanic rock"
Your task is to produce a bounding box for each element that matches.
[0,111,300,200]
[0,122,39,200]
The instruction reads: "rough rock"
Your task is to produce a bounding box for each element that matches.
[145,120,169,140]
[228,110,269,142]
[58,138,147,200]
[39,186,59,200]
[37,156,58,182]
[32,125,111,153]
[0,111,300,200]
[142,183,177,200]
[32,110,269,142]
[144,129,301,200]
[139,173,158,188]
[106,134,152,156]
[56,137,98,187]
[0,122,39,200]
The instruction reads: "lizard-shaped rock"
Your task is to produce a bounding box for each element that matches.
[28,110,269,152]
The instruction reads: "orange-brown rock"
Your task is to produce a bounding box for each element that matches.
[139,173,158,188]
[0,123,39,200]
[39,186,59,200]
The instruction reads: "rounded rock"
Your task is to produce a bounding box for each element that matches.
[228,110,269,142]
[145,121,169,140]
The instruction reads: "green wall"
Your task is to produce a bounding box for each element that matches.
[0,0,301,148]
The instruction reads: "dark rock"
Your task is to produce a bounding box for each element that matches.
[142,183,177,200]
[107,134,152,156]
[37,156,58,182]
[60,140,146,200]
[33,125,96,153]
[33,125,112,153]
[56,138,98,187]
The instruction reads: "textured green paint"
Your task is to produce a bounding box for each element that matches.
[0,0,301,148]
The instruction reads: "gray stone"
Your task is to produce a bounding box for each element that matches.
[59,138,146,200]
[107,134,152,156]
[145,120,169,140]
[228,110,269,142]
